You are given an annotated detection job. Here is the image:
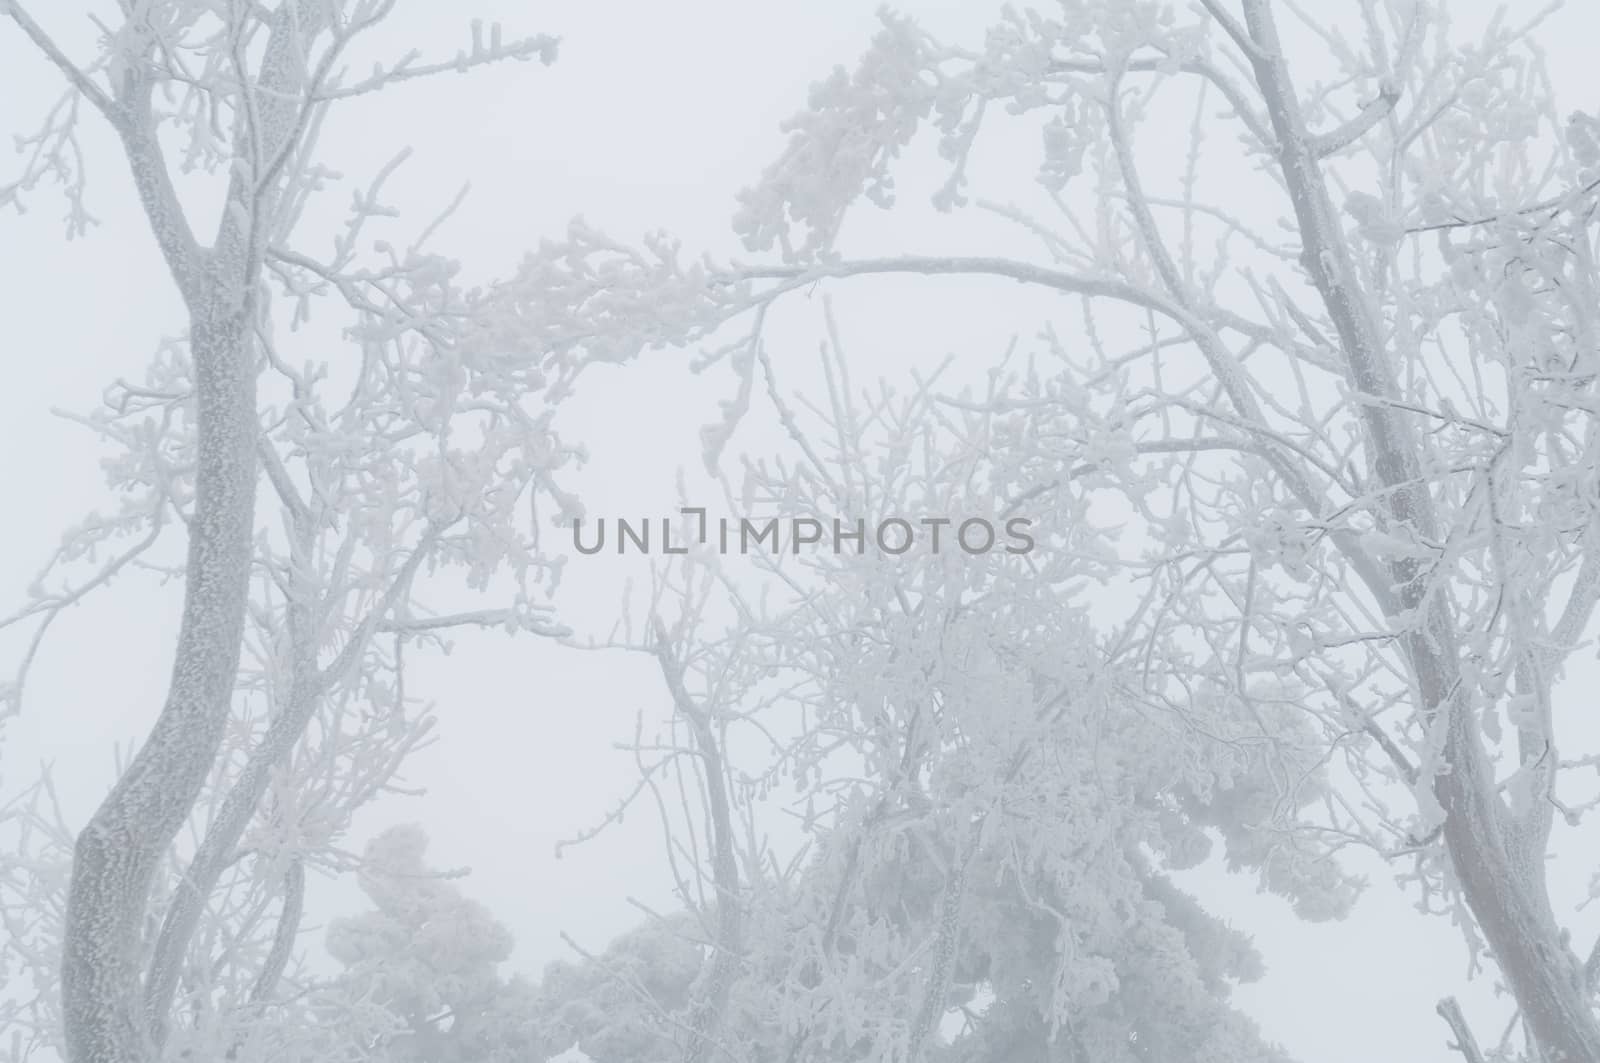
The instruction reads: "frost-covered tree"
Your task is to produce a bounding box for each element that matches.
[326,825,711,1063]
[532,342,1327,1062]
[0,5,570,1062]
[10,2,1600,1061]
[325,826,540,1063]
[482,1,1600,1059]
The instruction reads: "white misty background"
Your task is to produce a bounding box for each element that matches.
[3,2,1600,1062]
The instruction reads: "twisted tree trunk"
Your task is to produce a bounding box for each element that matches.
[61,294,259,1063]
[59,7,320,1058]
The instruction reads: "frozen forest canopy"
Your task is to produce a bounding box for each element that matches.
[4,0,1600,1061]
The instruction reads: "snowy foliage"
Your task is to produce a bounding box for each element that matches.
[9,2,1600,1063]
[517,3,1600,1060]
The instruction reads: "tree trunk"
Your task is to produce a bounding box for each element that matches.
[61,298,259,1063]
[1238,2,1600,1058]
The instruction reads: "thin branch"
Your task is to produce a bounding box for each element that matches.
[1309,80,1401,157]
[1198,0,1268,62]
[652,617,742,1063]
[5,4,117,118]
[248,859,304,1004]
[1436,997,1488,1063]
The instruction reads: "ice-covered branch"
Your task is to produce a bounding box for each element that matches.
[652,618,742,1063]
[1308,81,1401,158]
[312,24,558,101]
[1435,997,1488,1063]
[4,4,116,118]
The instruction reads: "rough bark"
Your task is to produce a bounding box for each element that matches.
[61,298,259,1063]
[142,658,320,1050]
[60,7,319,1060]
[144,531,433,1045]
